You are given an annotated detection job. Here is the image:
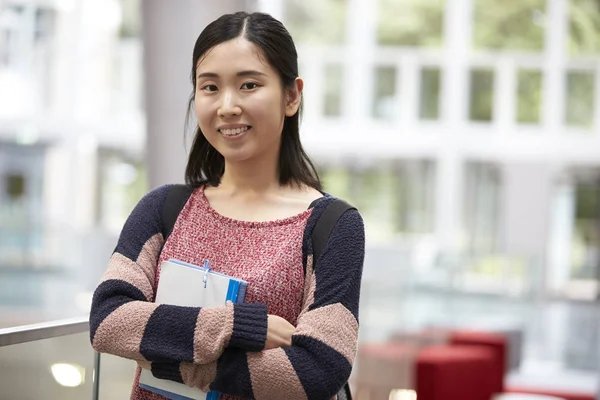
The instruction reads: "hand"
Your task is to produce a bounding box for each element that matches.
[137,360,151,371]
[265,314,295,350]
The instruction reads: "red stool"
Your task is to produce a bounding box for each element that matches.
[450,330,508,393]
[416,345,497,400]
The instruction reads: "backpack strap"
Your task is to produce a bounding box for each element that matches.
[311,198,356,267]
[161,184,194,241]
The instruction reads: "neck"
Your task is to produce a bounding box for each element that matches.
[219,154,281,196]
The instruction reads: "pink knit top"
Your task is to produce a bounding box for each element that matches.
[132,186,311,399]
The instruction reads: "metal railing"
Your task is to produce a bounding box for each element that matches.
[0,316,99,400]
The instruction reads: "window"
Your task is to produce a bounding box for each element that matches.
[323,64,344,117]
[284,0,347,45]
[394,161,436,235]
[5,174,25,200]
[372,66,397,120]
[118,0,141,38]
[377,0,444,47]
[319,160,435,241]
[420,68,441,120]
[570,181,600,281]
[517,69,543,124]
[474,0,545,51]
[464,162,502,254]
[34,7,56,42]
[569,0,600,55]
[565,71,596,128]
[98,149,147,232]
[469,69,495,122]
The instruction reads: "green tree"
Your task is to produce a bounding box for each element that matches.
[569,0,600,54]
[377,0,444,46]
[284,0,347,44]
[474,0,546,51]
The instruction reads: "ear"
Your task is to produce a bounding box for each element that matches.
[285,77,304,117]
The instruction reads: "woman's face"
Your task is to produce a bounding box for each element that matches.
[194,37,302,165]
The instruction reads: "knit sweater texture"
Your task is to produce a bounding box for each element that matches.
[89,184,365,400]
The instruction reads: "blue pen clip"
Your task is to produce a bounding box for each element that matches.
[202,260,211,288]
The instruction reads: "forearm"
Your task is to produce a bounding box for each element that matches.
[90,230,268,364]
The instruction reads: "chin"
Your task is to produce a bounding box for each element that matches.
[219,149,254,164]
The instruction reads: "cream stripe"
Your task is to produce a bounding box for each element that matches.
[135,233,163,286]
[101,253,154,301]
[298,255,316,320]
[180,362,216,392]
[193,303,234,364]
[248,348,307,400]
[295,303,359,364]
[92,301,157,359]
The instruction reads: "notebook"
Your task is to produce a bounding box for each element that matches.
[139,259,248,400]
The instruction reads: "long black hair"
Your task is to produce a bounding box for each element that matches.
[184,12,321,190]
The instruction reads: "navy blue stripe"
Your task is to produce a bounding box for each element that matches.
[309,209,364,320]
[151,361,184,383]
[210,347,253,398]
[228,303,268,351]
[139,304,199,362]
[89,279,147,343]
[113,184,172,261]
[285,335,352,399]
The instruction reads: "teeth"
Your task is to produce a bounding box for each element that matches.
[220,126,249,136]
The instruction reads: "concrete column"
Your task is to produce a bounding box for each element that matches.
[501,163,555,279]
[441,0,472,126]
[494,58,516,132]
[435,0,473,253]
[343,0,377,121]
[434,154,464,251]
[142,0,251,189]
[546,179,575,294]
[542,0,567,133]
[399,55,420,130]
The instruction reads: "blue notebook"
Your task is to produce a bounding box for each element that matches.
[139,259,248,400]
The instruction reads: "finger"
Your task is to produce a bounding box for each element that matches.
[138,360,151,370]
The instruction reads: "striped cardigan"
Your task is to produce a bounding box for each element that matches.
[89,185,365,399]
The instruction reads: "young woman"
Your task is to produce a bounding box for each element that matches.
[89,11,365,400]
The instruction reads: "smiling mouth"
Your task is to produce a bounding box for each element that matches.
[218,126,251,137]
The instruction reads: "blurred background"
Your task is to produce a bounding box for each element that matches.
[0,0,599,399]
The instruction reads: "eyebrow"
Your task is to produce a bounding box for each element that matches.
[196,70,267,80]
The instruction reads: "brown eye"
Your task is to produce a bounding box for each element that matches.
[241,82,259,90]
[201,84,218,92]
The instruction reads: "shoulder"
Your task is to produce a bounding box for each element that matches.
[114,184,177,259]
[302,194,364,262]
[306,193,363,232]
[132,183,197,212]
[121,184,183,234]
[135,184,175,209]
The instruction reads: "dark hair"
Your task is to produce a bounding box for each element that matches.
[184,12,321,190]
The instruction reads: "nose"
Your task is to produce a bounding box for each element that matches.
[217,89,242,118]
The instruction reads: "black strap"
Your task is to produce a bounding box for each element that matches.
[161,184,194,240]
[340,383,353,400]
[311,199,356,267]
